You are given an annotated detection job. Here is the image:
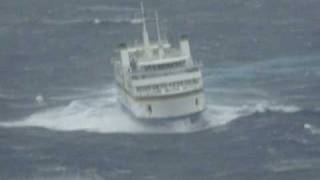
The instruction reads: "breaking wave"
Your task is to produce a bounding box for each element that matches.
[304,123,320,135]
[205,101,300,127]
[0,85,301,134]
[42,17,138,26]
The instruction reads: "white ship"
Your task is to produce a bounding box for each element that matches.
[111,3,205,121]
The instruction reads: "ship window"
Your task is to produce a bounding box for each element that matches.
[147,105,152,113]
[195,98,199,106]
[130,59,137,70]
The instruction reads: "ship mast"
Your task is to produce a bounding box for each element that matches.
[155,11,164,60]
[140,2,152,58]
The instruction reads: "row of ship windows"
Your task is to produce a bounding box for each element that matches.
[136,79,200,92]
[143,61,185,71]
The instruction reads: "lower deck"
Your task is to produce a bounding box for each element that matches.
[117,87,206,120]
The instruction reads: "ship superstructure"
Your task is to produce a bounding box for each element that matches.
[111,3,205,120]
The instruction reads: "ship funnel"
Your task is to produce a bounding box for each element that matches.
[119,43,130,69]
[180,35,193,66]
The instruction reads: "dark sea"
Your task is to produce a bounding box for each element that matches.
[1,0,320,179]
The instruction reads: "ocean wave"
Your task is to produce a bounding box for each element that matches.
[42,17,136,26]
[32,174,103,180]
[241,102,301,114]
[0,97,203,134]
[204,101,301,127]
[304,123,320,135]
[204,53,320,80]
[37,165,68,174]
[0,99,158,133]
[0,92,23,101]
[0,93,47,110]
[0,84,302,134]
[77,5,137,12]
[48,86,116,101]
[265,158,320,172]
[7,102,46,109]
[204,87,268,97]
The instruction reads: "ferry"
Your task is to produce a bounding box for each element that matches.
[111,3,205,121]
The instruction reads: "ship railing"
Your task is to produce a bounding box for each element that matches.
[133,48,183,62]
[126,40,171,54]
[133,83,203,98]
[130,64,202,80]
[165,49,183,58]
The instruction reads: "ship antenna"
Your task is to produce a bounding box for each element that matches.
[155,11,164,59]
[140,2,151,57]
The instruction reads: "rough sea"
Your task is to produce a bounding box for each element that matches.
[0,0,320,179]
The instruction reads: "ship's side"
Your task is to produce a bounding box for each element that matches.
[111,4,205,121]
[118,86,205,120]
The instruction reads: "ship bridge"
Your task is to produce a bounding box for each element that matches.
[124,42,203,98]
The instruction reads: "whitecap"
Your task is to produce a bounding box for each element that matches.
[304,123,320,135]
[93,18,101,25]
[204,101,301,127]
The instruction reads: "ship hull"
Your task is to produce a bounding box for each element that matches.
[118,87,206,121]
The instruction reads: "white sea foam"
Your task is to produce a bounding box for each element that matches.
[0,99,204,134]
[265,158,320,172]
[304,123,320,135]
[240,101,301,114]
[0,86,301,134]
[205,101,300,127]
